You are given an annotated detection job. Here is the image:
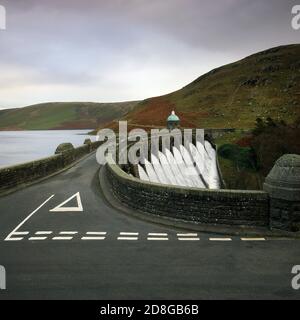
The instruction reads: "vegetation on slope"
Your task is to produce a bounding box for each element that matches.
[122,44,300,129]
[216,117,300,190]
[0,101,138,130]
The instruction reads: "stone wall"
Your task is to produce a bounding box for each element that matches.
[106,160,270,227]
[0,141,101,194]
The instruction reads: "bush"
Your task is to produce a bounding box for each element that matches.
[218,144,257,171]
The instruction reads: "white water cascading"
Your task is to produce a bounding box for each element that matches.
[138,141,221,190]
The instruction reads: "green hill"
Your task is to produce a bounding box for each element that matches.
[0,101,138,130]
[121,44,300,129]
[2,45,299,131]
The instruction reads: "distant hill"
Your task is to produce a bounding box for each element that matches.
[0,101,139,130]
[2,45,299,131]
[115,44,300,130]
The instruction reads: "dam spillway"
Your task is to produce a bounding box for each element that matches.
[137,141,221,190]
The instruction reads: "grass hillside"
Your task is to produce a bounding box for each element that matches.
[120,44,300,129]
[0,101,138,130]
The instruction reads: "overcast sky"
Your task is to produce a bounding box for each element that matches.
[0,0,299,109]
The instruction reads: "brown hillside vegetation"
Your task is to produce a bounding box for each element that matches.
[113,44,300,130]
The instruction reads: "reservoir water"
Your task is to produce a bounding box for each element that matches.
[0,130,95,168]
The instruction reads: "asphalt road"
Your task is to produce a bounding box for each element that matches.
[0,154,299,300]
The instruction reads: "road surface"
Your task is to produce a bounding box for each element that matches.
[0,153,299,299]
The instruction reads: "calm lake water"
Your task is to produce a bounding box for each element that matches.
[0,130,95,168]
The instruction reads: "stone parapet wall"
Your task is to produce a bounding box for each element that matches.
[107,160,270,227]
[0,141,102,194]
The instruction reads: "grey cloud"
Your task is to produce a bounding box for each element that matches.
[0,0,298,108]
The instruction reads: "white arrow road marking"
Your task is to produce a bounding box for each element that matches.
[5,195,55,241]
[49,192,83,212]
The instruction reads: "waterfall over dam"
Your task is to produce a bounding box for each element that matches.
[137,141,220,190]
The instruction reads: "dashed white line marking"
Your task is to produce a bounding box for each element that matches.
[177,233,198,237]
[81,237,106,240]
[5,195,55,241]
[241,238,266,241]
[119,232,139,236]
[209,238,232,241]
[12,231,29,235]
[86,232,107,235]
[52,237,73,241]
[5,228,290,243]
[35,231,53,235]
[5,237,23,241]
[29,237,47,241]
[59,231,78,235]
[266,238,294,241]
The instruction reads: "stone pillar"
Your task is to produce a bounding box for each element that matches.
[54,143,74,154]
[84,138,92,152]
[264,154,300,232]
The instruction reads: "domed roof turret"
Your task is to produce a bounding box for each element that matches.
[167,111,180,122]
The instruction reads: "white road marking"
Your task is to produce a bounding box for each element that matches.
[52,237,73,240]
[4,228,285,243]
[241,238,266,241]
[5,195,55,241]
[266,238,294,241]
[5,237,23,241]
[50,192,83,212]
[86,232,107,235]
[81,237,106,240]
[117,237,138,240]
[59,231,78,235]
[209,238,232,241]
[119,232,139,236]
[12,231,29,235]
[35,231,53,235]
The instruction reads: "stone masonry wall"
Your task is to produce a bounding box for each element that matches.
[269,198,300,231]
[0,141,102,194]
[107,162,270,227]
